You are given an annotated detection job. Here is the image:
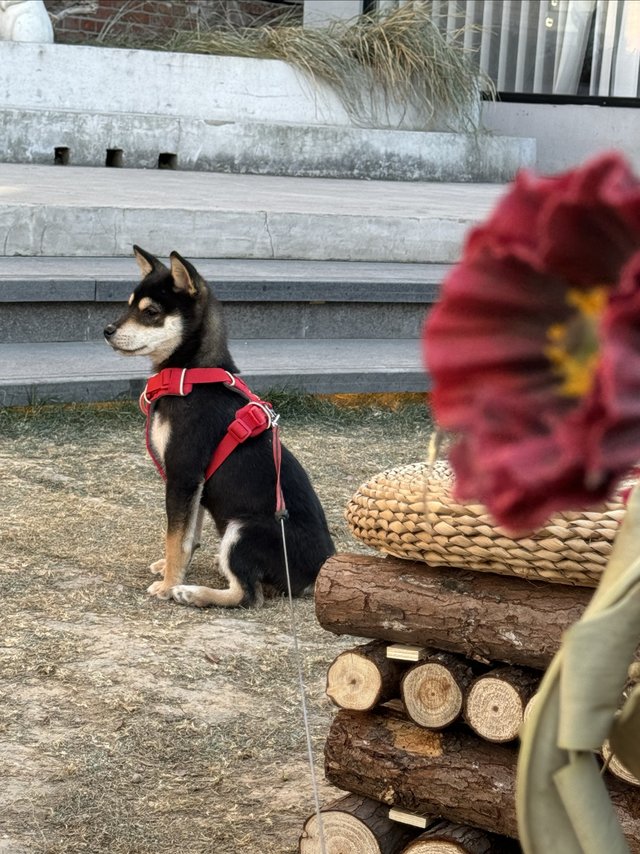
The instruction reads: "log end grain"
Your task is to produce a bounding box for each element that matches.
[602,740,640,787]
[299,810,381,854]
[402,663,463,730]
[327,652,385,711]
[465,678,523,743]
[299,793,417,854]
[400,820,518,853]
[403,842,465,853]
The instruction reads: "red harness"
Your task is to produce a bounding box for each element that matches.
[139,367,286,517]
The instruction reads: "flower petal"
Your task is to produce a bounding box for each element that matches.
[424,152,640,532]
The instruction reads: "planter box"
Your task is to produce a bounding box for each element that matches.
[0,41,466,130]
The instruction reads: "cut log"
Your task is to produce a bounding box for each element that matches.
[400,820,519,853]
[326,641,405,711]
[324,707,640,848]
[602,740,640,787]
[522,692,538,724]
[298,793,418,854]
[316,553,592,670]
[402,653,475,730]
[464,666,540,743]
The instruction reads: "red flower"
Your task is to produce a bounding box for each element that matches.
[424,153,640,532]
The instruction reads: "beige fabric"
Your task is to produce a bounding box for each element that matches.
[346,461,628,587]
[517,485,640,854]
[611,685,640,779]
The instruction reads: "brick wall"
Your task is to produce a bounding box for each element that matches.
[44,0,302,46]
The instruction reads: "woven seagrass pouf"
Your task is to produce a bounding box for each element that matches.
[345,461,630,587]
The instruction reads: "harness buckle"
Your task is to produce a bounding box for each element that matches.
[228,416,254,442]
[145,367,192,403]
[228,402,274,443]
[247,401,276,429]
[161,367,190,397]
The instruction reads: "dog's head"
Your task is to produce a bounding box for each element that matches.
[104,246,221,369]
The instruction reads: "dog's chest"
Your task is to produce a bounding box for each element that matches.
[149,411,171,465]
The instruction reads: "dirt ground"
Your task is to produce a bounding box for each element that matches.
[0,397,432,854]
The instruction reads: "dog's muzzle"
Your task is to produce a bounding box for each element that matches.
[103,324,120,348]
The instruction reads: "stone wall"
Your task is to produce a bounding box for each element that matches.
[43,0,302,45]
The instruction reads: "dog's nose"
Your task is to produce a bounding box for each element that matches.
[104,324,117,338]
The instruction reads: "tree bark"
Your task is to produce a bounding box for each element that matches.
[324,707,640,848]
[326,640,405,711]
[400,820,520,853]
[464,666,540,743]
[402,653,475,730]
[316,554,592,670]
[298,793,418,854]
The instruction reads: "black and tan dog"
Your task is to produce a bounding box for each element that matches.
[104,246,334,608]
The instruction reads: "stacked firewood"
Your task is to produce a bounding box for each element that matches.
[298,548,640,854]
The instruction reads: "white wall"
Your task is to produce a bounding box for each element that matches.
[0,42,351,125]
[482,101,640,174]
[303,0,362,27]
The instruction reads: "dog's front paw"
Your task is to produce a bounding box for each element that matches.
[149,558,166,576]
[147,580,174,600]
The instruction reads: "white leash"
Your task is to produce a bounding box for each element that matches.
[279,515,328,854]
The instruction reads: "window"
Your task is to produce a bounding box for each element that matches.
[429,0,640,101]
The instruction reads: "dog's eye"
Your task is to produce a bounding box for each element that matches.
[143,305,161,317]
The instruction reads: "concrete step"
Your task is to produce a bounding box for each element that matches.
[0,163,506,262]
[0,339,427,407]
[0,257,447,344]
[2,110,535,184]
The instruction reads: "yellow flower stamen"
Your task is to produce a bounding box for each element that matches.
[544,285,608,398]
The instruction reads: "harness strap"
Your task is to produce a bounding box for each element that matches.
[140,367,285,515]
[140,366,254,415]
[204,401,276,480]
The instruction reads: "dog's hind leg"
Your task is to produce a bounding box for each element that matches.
[171,520,261,608]
[147,482,204,599]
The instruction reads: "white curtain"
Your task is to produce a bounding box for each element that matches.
[591,0,640,96]
[411,0,640,97]
[553,1,597,94]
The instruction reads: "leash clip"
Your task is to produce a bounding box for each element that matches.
[247,400,276,429]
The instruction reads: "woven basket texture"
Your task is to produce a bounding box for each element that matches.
[345,461,629,588]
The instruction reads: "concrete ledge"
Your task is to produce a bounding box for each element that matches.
[2,301,432,344]
[0,338,429,406]
[0,258,448,302]
[1,110,535,183]
[0,164,506,260]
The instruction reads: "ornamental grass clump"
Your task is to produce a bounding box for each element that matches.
[424,152,640,533]
[167,3,490,131]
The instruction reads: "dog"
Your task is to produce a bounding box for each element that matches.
[104,246,335,608]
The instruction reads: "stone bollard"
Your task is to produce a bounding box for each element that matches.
[0,0,54,42]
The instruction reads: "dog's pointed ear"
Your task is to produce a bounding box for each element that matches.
[170,251,201,297]
[133,245,166,279]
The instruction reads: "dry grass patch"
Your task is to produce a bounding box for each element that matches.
[0,397,432,853]
[166,4,490,131]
